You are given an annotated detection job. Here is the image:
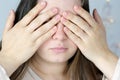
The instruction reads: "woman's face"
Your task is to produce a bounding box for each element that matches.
[36,0,81,63]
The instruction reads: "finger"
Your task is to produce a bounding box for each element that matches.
[93,9,106,31]
[4,10,15,34]
[63,27,83,48]
[93,9,103,25]
[27,7,59,32]
[35,26,57,48]
[74,5,97,28]
[32,15,61,39]
[61,17,86,40]
[19,1,47,26]
[62,11,91,33]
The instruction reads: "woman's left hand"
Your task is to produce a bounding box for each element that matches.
[61,6,118,79]
[61,5,108,62]
[61,5,119,79]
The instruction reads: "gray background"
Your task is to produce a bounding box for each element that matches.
[0,0,120,56]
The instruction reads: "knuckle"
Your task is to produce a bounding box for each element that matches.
[72,35,78,41]
[65,20,71,26]
[36,16,43,23]
[15,21,22,27]
[50,18,57,24]
[33,3,43,12]
[41,25,48,32]
[73,16,79,22]
[69,13,74,19]
[45,10,54,18]
[40,12,53,21]
[75,28,81,33]
[80,8,84,14]
[40,36,47,42]
[44,19,56,28]
[28,10,36,17]
[87,15,92,20]
[71,14,77,21]
[43,23,51,29]
[69,23,75,28]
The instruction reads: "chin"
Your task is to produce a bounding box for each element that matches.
[42,53,75,64]
[43,56,68,63]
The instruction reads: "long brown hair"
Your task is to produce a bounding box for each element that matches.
[0,0,103,80]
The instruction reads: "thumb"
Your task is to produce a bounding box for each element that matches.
[93,9,103,25]
[3,10,15,34]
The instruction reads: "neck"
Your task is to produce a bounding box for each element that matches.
[29,54,68,80]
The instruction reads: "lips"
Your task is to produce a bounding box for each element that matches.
[50,47,68,53]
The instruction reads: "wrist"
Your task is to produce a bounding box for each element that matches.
[93,50,118,79]
[0,51,20,76]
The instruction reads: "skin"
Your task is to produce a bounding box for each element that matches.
[29,0,81,80]
[0,1,59,76]
[0,0,118,80]
[61,6,118,79]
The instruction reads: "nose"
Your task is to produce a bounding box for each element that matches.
[52,22,67,41]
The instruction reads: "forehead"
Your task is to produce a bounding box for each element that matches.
[38,0,81,14]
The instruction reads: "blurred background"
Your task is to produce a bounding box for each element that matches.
[0,0,120,56]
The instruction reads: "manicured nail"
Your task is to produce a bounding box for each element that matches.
[52,8,58,13]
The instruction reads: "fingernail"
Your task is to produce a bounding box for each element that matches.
[55,15,61,20]
[53,26,57,30]
[40,1,46,6]
[61,17,67,22]
[63,11,68,16]
[74,5,79,10]
[52,8,58,13]
[9,9,13,16]
[9,10,12,14]
[95,9,98,13]
[64,27,69,32]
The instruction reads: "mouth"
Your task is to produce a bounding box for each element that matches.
[49,47,68,53]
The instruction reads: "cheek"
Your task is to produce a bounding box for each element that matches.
[67,40,78,55]
[68,39,78,51]
[38,39,51,49]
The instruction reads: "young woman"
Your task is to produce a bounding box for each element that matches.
[0,0,119,80]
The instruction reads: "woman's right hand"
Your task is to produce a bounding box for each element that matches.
[0,1,60,76]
